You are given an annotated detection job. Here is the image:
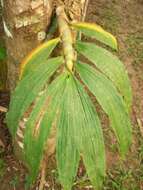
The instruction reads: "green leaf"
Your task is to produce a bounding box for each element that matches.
[71,22,117,49]
[76,62,132,155]
[24,73,68,184]
[6,56,63,137]
[57,75,105,190]
[75,79,106,189]
[0,46,7,60]
[75,41,132,111]
[56,76,80,190]
[20,38,60,78]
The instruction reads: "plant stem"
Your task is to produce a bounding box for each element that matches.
[56,6,75,72]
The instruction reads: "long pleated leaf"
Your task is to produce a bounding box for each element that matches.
[6,57,63,136]
[57,75,105,190]
[24,73,67,184]
[56,76,80,190]
[75,41,132,111]
[20,38,60,78]
[76,62,132,155]
[71,22,117,49]
[75,79,105,189]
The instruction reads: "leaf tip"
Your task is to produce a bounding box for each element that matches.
[19,38,60,79]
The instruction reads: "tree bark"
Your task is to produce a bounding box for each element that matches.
[3,0,88,91]
[3,0,53,90]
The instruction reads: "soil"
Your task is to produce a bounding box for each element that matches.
[0,0,143,189]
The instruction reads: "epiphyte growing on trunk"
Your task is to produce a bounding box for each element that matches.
[6,5,132,190]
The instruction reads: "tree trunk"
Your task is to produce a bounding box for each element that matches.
[3,0,88,91]
[3,0,53,91]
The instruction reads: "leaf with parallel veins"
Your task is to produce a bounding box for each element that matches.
[75,41,132,111]
[20,38,60,78]
[71,22,117,50]
[76,62,132,155]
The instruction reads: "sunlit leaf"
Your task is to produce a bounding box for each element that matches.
[76,62,132,155]
[20,38,60,78]
[75,41,132,111]
[71,22,117,49]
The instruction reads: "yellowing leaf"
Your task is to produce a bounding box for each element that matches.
[20,38,60,79]
[71,22,117,50]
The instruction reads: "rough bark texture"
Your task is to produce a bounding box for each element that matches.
[3,0,88,90]
[3,0,53,90]
[64,0,88,21]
